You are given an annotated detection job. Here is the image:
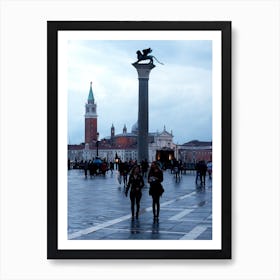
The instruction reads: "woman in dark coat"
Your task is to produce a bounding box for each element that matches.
[125,165,144,220]
[148,162,164,222]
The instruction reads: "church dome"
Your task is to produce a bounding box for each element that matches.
[131,121,138,134]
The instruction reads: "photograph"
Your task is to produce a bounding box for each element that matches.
[48,21,231,259]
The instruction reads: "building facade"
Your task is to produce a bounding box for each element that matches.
[177,140,212,163]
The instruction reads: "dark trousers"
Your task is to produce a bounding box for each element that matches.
[130,192,142,217]
[199,170,206,185]
[152,195,160,218]
[195,171,201,184]
[123,174,128,186]
[200,173,206,185]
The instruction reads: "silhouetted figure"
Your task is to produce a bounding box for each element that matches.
[200,160,207,186]
[109,161,114,174]
[148,162,164,223]
[141,159,149,178]
[173,159,180,182]
[100,161,107,176]
[89,160,94,178]
[123,161,130,187]
[125,165,144,220]
[207,161,212,179]
[84,160,88,178]
[118,160,124,182]
[195,160,207,186]
[195,161,201,185]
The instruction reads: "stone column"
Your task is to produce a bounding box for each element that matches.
[132,62,155,162]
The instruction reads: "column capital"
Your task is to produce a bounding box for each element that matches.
[132,62,156,79]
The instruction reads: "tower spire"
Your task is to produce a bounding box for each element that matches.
[88,81,94,104]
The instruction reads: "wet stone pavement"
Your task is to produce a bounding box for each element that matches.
[68,169,212,240]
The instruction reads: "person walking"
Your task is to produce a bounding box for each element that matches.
[207,161,212,180]
[109,161,114,174]
[195,161,201,185]
[123,161,130,187]
[125,165,144,221]
[84,160,89,179]
[200,160,208,186]
[148,162,164,223]
[141,159,149,178]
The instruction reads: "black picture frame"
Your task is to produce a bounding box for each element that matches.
[47,21,231,259]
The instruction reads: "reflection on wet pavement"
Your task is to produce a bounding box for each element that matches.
[68,169,212,240]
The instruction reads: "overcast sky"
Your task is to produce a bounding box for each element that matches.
[67,40,212,145]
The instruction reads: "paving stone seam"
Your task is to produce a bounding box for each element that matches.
[68,190,197,239]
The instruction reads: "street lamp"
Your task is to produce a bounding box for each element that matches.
[115,153,119,170]
[96,132,100,157]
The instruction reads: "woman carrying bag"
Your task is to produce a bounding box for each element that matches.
[148,162,164,223]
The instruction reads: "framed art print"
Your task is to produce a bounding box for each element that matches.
[47,21,231,259]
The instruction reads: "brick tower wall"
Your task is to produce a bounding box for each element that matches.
[85,118,97,143]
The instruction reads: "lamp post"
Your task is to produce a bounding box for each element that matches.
[115,153,119,170]
[96,132,100,157]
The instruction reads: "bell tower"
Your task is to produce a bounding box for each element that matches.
[85,82,97,144]
[123,124,127,135]
[111,124,115,138]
